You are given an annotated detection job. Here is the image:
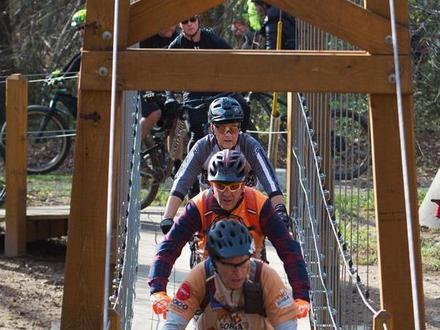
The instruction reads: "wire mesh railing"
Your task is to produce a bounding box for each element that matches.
[291,92,379,329]
[108,92,142,329]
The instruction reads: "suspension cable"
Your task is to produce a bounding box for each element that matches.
[388,0,423,328]
[103,0,122,327]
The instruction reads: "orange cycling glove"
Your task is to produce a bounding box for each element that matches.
[295,299,310,319]
[150,291,171,319]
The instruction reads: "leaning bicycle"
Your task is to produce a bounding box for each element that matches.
[1,79,77,174]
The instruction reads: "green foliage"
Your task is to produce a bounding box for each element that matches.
[409,0,440,131]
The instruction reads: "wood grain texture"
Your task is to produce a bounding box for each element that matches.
[128,0,223,45]
[267,0,409,54]
[80,49,410,93]
[5,74,28,257]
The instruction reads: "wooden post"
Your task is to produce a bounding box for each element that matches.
[373,310,393,330]
[61,0,130,328]
[5,74,27,257]
[366,0,425,329]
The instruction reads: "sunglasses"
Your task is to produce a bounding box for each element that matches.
[212,181,243,192]
[181,17,198,25]
[218,256,250,269]
[76,26,85,31]
[214,124,240,135]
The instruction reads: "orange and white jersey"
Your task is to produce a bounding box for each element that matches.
[165,259,301,329]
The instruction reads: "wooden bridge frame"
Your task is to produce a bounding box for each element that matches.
[60,0,425,329]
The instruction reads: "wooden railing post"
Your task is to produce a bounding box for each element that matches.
[5,73,28,256]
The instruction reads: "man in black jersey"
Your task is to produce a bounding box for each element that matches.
[166,16,251,154]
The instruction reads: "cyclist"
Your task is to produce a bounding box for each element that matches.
[148,149,310,316]
[166,15,251,153]
[161,96,289,231]
[158,219,309,329]
[138,25,183,173]
[138,25,179,140]
[251,0,296,50]
[51,9,86,81]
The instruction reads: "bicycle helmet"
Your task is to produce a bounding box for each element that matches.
[208,149,247,182]
[206,219,254,259]
[208,97,244,125]
[71,9,87,28]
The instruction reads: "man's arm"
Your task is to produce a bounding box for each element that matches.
[148,202,201,293]
[164,137,211,219]
[259,199,310,301]
[240,134,284,202]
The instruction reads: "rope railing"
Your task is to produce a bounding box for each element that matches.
[291,92,379,328]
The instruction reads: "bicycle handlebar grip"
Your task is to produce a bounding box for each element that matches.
[160,218,174,234]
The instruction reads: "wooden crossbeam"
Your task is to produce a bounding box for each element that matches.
[80,49,410,93]
[127,0,409,54]
[128,0,223,45]
[267,0,409,54]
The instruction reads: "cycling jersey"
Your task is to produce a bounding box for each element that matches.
[140,32,179,48]
[164,258,300,329]
[170,133,283,200]
[193,188,266,258]
[148,186,310,302]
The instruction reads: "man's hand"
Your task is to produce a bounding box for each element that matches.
[150,291,171,319]
[160,218,174,234]
[294,299,310,318]
[274,204,290,230]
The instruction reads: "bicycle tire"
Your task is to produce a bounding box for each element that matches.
[139,141,162,209]
[331,108,369,180]
[0,106,71,174]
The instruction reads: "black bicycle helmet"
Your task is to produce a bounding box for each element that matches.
[206,219,254,259]
[208,149,247,182]
[208,97,244,125]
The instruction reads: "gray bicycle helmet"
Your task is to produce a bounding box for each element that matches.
[206,219,254,259]
[208,97,244,125]
[208,149,246,182]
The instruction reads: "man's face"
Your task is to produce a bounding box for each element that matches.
[180,16,199,36]
[211,181,244,211]
[211,122,240,149]
[214,255,250,290]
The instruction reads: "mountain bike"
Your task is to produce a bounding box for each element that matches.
[0,80,76,174]
[139,92,248,209]
[245,92,370,180]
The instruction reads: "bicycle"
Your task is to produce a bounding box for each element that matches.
[245,92,370,180]
[0,80,77,174]
[140,92,251,209]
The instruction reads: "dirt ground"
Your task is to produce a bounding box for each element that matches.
[0,132,439,329]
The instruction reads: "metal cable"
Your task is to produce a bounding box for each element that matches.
[295,93,378,316]
[104,0,122,327]
[388,0,423,328]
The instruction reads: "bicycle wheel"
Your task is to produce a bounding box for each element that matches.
[0,144,5,206]
[27,106,71,173]
[139,140,162,209]
[331,108,369,180]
